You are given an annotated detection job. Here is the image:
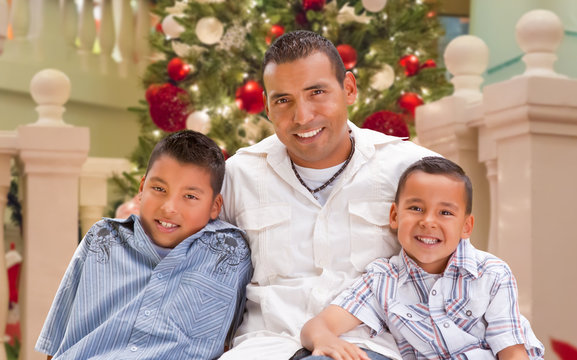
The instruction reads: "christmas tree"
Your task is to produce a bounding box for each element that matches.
[119,0,452,197]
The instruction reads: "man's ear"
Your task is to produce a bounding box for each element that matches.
[263,91,269,118]
[343,71,358,105]
[210,193,223,220]
[389,203,399,232]
[461,214,475,239]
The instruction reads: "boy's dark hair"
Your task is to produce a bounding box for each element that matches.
[395,156,473,214]
[145,130,225,196]
[262,30,346,91]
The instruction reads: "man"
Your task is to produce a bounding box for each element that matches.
[220,30,437,360]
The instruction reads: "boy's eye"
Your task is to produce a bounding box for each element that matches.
[152,186,165,192]
[185,194,198,200]
[408,206,422,212]
[441,210,454,216]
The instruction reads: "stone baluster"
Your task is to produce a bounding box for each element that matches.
[134,0,151,74]
[112,0,135,77]
[98,0,115,74]
[17,69,89,360]
[415,35,491,251]
[0,132,17,360]
[482,9,577,353]
[79,157,132,237]
[77,0,96,70]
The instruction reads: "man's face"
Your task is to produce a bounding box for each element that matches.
[139,155,222,248]
[263,52,357,169]
[390,171,474,274]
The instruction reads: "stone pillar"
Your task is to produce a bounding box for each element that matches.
[79,157,132,236]
[17,69,89,360]
[483,9,577,357]
[416,35,491,251]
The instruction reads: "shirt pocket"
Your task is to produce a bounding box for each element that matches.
[348,200,396,271]
[444,296,490,334]
[236,203,291,282]
[169,271,235,341]
[387,301,433,352]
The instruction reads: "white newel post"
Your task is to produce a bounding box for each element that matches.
[0,132,17,360]
[17,70,89,360]
[482,9,577,355]
[79,157,132,236]
[415,35,491,251]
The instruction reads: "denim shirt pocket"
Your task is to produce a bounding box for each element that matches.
[348,200,394,272]
[236,203,291,282]
[169,271,235,341]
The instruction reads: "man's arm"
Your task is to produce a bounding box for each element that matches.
[497,344,529,360]
[300,305,369,360]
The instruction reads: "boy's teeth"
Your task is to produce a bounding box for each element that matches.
[159,220,177,228]
[417,237,438,245]
[297,128,321,138]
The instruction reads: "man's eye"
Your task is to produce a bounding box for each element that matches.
[312,89,324,95]
[275,98,288,104]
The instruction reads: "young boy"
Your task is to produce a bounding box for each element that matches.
[300,157,544,360]
[35,130,252,360]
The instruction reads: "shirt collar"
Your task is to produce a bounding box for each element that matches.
[399,238,479,283]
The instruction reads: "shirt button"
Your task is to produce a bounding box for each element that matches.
[144,310,151,316]
[156,273,163,279]
[406,313,412,318]
[443,322,450,328]
[431,290,437,296]
[130,346,138,352]
[466,310,472,317]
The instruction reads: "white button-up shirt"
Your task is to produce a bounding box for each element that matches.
[221,121,437,359]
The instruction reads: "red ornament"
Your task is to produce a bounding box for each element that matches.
[398,92,424,117]
[362,110,409,139]
[337,44,357,70]
[551,338,577,360]
[146,83,192,132]
[221,148,230,160]
[155,21,164,34]
[167,57,192,82]
[399,54,420,76]
[303,0,326,11]
[427,11,436,18]
[236,80,265,114]
[295,11,309,26]
[420,59,437,69]
[266,24,285,45]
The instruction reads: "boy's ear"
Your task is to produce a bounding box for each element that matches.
[210,193,223,220]
[461,214,475,239]
[389,203,399,232]
[138,175,146,193]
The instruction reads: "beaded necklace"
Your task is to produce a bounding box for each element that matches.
[290,136,355,197]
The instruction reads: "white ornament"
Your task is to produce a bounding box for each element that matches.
[166,0,188,15]
[362,0,387,13]
[195,17,224,45]
[162,14,186,39]
[337,5,371,24]
[186,111,212,134]
[370,64,395,91]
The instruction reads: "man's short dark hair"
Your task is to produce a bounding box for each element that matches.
[262,30,346,91]
[395,156,473,214]
[145,130,225,196]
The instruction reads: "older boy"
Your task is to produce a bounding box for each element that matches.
[36,130,252,360]
[301,157,544,360]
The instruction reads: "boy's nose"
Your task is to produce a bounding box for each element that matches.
[160,197,178,214]
[419,213,437,228]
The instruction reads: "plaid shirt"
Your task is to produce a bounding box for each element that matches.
[333,239,544,359]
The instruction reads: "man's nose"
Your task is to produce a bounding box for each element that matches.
[293,100,314,125]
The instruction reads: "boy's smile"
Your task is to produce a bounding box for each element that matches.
[138,155,222,248]
[390,171,474,274]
